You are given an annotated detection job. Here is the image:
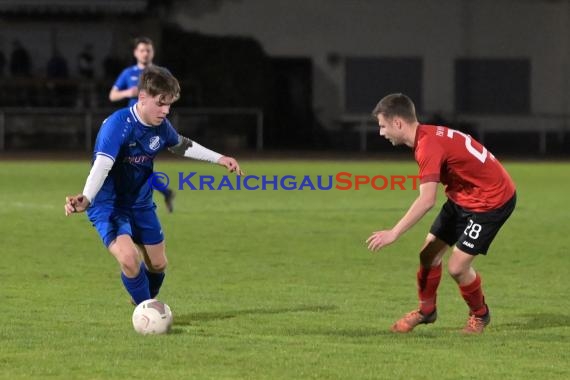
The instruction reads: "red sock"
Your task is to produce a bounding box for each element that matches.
[417,264,442,315]
[459,273,488,317]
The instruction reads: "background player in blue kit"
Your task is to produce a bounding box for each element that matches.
[109,36,176,212]
[108,36,154,106]
[65,66,244,305]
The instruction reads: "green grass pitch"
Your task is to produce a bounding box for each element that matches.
[0,159,568,379]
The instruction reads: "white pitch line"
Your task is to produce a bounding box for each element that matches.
[9,202,58,210]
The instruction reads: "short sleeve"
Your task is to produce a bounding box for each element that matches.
[113,69,129,90]
[93,114,128,161]
[163,119,180,148]
[416,140,444,183]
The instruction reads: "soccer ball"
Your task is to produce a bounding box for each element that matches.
[132,299,173,335]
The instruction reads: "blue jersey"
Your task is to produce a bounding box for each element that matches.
[91,106,179,209]
[113,65,143,107]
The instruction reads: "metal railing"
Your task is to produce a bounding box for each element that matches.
[0,106,264,151]
[170,107,264,151]
[339,112,570,154]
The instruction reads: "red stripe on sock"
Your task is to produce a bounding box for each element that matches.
[417,264,442,315]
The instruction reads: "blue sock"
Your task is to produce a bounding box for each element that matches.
[143,263,165,298]
[121,267,150,305]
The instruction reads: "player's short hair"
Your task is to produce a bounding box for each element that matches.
[371,93,417,122]
[133,36,153,49]
[139,66,180,103]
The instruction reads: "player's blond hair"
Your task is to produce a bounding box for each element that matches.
[372,93,417,123]
[139,66,180,103]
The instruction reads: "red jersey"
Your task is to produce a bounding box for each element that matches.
[414,124,515,212]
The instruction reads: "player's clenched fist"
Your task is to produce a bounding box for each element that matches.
[64,194,90,216]
[218,156,245,176]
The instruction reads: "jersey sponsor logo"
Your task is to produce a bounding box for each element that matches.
[462,241,474,248]
[129,142,136,147]
[123,155,152,164]
[149,136,161,151]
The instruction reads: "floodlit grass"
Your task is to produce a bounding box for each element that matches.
[1,159,568,379]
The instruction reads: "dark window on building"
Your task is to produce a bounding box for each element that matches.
[345,57,423,114]
[455,58,531,114]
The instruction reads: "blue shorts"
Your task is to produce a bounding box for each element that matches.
[87,205,164,247]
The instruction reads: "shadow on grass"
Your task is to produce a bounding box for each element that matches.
[175,305,337,325]
[497,313,569,330]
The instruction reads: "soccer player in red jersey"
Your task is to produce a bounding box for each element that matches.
[366,93,516,334]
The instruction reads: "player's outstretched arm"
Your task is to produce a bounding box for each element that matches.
[366,181,438,252]
[169,135,244,175]
[64,154,114,216]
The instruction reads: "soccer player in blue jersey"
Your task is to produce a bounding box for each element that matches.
[109,36,176,212]
[109,36,156,106]
[65,66,243,305]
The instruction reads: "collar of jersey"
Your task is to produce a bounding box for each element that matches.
[413,124,422,149]
[130,104,152,127]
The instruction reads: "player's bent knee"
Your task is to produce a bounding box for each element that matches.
[448,247,476,281]
[148,258,167,273]
[447,262,466,280]
[121,256,141,276]
[112,249,141,276]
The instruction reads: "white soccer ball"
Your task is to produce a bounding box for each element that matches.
[132,299,173,335]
